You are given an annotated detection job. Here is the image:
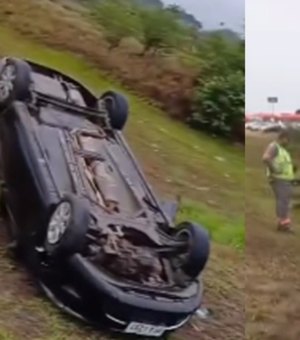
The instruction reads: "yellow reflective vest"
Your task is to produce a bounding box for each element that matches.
[266,143,294,181]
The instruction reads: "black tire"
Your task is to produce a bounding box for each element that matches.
[0,57,32,110]
[100,91,129,130]
[177,222,210,278]
[44,194,90,258]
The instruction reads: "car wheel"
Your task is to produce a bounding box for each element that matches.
[0,57,32,110]
[176,222,210,278]
[44,194,90,258]
[100,91,129,130]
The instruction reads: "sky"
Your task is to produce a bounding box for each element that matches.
[162,0,244,32]
[246,0,300,113]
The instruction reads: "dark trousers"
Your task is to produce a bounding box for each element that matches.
[270,179,292,221]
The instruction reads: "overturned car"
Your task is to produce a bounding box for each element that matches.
[0,57,210,338]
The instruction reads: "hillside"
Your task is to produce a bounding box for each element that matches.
[162,4,203,30]
[78,0,240,35]
[80,0,164,8]
[202,28,241,42]
[133,0,164,9]
[79,0,203,29]
[0,0,244,141]
[70,0,242,36]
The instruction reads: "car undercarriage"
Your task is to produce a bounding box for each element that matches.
[0,56,211,337]
[42,115,191,290]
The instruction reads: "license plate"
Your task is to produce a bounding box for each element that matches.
[125,322,166,337]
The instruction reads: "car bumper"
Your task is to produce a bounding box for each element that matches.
[64,254,202,334]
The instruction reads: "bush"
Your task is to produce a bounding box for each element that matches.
[190,71,244,137]
[189,35,244,139]
[139,8,187,54]
[91,0,143,49]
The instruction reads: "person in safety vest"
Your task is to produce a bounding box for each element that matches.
[262,130,296,231]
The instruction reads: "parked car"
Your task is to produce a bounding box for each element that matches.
[261,121,285,133]
[0,57,210,338]
[245,121,263,131]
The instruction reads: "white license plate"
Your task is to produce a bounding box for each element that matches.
[125,322,166,337]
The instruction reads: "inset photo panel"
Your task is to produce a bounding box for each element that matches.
[246,0,300,339]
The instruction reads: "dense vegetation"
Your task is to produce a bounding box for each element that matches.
[190,37,244,139]
[87,0,244,140]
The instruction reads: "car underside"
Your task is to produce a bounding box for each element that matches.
[21,96,196,290]
[0,57,211,337]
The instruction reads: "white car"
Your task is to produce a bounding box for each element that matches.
[246,121,263,131]
[261,121,285,133]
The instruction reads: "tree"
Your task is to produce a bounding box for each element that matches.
[166,5,203,30]
[189,35,244,138]
[190,71,244,137]
[91,0,143,49]
[139,8,186,54]
[196,33,244,75]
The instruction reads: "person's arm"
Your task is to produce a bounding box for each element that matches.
[262,143,279,174]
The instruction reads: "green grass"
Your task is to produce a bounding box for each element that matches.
[0,330,14,340]
[178,200,244,250]
[0,26,244,248]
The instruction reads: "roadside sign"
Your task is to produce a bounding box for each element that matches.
[267,97,278,103]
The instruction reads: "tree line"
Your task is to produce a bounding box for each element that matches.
[86,0,244,140]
